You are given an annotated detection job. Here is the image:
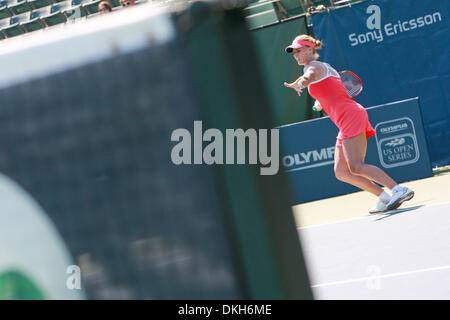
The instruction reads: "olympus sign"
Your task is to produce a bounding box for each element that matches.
[282,146,335,172]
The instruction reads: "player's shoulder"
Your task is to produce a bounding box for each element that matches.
[305,60,326,71]
[308,60,324,67]
[305,61,328,77]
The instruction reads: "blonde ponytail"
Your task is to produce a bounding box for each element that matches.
[313,39,323,49]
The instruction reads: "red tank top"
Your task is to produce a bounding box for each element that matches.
[307,63,365,130]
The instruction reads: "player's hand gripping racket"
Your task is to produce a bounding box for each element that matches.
[313,70,363,111]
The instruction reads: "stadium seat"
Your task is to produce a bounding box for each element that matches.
[66,0,89,19]
[28,0,51,9]
[0,16,9,29]
[23,6,48,31]
[0,0,12,19]
[82,0,102,14]
[244,0,277,16]
[71,0,85,6]
[0,0,153,40]
[2,12,27,37]
[8,11,28,24]
[8,0,33,15]
[42,0,70,26]
[310,0,332,6]
[244,0,280,29]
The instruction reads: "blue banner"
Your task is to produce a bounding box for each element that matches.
[279,98,432,205]
[310,0,450,167]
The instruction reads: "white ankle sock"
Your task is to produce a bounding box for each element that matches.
[379,191,391,203]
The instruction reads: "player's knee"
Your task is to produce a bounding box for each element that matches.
[348,161,364,175]
[334,167,351,182]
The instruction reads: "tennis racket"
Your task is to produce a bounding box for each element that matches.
[339,70,363,98]
[312,70,363,111]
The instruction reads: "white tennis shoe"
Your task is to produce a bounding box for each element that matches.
[386,186,415,211]
[369,198,403,214]
[369,198,389,214]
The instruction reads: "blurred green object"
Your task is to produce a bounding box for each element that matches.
[0,270,46,300]
[175,2,313,299]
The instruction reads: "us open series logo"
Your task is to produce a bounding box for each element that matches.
[375,117,420,168]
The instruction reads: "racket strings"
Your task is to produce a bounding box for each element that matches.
[340,73,362,98]
[347,85,361,96]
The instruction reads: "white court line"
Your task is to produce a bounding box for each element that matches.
[311,265,450,288]
[297,201,450,230]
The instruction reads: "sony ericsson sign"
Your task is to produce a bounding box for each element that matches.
[375,117,420,168]
[349,4,443,47]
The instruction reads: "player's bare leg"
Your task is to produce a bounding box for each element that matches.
[334,145,383,197]
[341,132,414,211]
[341,133,397,189]
[335,142,394,213]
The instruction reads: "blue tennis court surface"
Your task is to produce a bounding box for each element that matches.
[298,202,450,299]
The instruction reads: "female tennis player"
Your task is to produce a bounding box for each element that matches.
[283,34,414,213]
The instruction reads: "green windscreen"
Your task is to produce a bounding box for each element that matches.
[0,3,313,299]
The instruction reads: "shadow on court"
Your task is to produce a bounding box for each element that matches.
[374,205,425,221]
